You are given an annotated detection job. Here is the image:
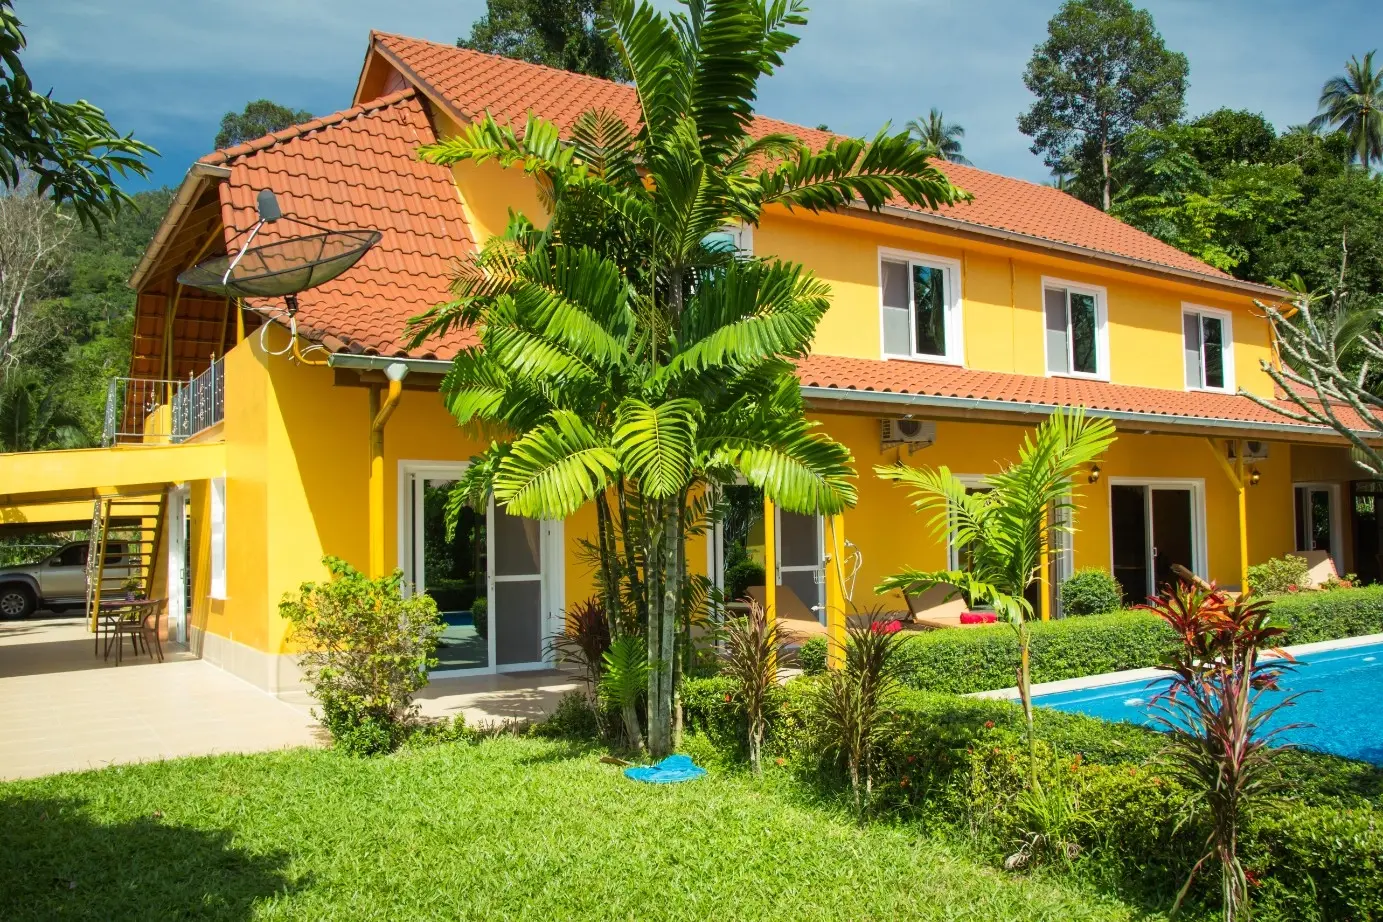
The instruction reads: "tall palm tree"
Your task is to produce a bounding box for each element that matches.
[875,408,1115,788]
[1309,50,1383,170]
[906,108,972,165]
[412,0,969,757]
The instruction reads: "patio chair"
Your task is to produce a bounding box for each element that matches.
[100,599,166,666]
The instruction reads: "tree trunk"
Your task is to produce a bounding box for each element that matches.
[1017,622,1040,791]
[1100,130,1112,212]
[594,494,621,640]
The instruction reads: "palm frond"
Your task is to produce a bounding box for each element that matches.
[613,398,701,498]
[492,410,620,518]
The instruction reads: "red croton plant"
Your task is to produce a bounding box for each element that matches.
[1140,580,1304,922]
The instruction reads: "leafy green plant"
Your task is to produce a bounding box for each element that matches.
[719,601,791,774]
[598,633,649,751]
[808,614,908,813]
[1246,554,1309,594]
[411,0,967,759]
[877,407,1116,789]
[279,557,443,756]
[1006,773,1090,870]
[1059,568,1123,616]
[534,690,604,742]
[548,595,611,688]
[1142,581,1303,922]
[471,596,488,640]
[798,636,828,676]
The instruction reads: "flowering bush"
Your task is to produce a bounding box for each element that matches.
[960,612,998,624]
[870,619,903,634]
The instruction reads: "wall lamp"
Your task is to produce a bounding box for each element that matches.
[1088,463,1101,484]
[1250,467,1261,486]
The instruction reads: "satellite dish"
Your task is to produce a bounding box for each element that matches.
[176,190,381,314]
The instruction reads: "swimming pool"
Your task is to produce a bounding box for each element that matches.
[1032,640,1383,765]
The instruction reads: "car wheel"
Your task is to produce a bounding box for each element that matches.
[0,585,36,620]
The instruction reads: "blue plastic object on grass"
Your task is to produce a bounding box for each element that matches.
[624,754,707,784]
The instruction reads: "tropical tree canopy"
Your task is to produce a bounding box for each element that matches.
[459,0,627,80]
[1018,0,1188,210]
[0,0,155,226]
[214,99,313,150]
[1309,50,1383,170]
[412,0,969,756]
[907,108,971,165]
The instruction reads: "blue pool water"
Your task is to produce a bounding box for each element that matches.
[1033,641,1383,765]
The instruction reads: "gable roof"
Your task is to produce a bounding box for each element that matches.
[365,32,1265,291]
[198,88,476,359]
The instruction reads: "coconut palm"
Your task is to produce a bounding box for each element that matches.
[906,108,972,165]
[1309,50,1383,170]
[411,0,968,757]
[875,408,1115,788]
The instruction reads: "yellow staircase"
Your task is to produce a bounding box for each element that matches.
[84,493,167,630]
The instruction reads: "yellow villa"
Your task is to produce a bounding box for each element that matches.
[0,33,1373,692]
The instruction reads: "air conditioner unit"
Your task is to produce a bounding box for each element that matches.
[1227,440,1270,462]
[881,417,936,450]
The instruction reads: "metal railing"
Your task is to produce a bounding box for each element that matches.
[102,357,225,446]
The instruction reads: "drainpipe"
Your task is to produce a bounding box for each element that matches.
[368,362,409,578]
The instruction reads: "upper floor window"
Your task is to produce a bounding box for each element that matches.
[1183,305,1234,392]
[703,224,753,256]
[1044,279,1108,380]
[879,250,963,364]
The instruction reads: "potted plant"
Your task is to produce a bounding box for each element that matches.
[121,577,143,601]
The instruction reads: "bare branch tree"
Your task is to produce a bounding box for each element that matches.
[0,177,71,376]
[1246,231,1383,474]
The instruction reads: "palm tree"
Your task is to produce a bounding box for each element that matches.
[411,0,969,757]
[906,108,972,165]
[1309,50,1383,170]
[0,372,87,452]
[875,408,1115,788]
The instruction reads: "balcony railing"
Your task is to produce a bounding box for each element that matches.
[103,357,225,446]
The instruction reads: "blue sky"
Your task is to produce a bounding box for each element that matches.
[21,0,1383,192]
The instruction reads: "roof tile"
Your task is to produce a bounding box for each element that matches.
[204,89,475,359]
[373,32,1233,282]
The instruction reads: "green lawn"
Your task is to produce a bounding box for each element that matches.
[0,737,1152,921]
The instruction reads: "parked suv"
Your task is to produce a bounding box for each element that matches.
[0,541,133,619]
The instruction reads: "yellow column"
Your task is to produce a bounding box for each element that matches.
[1236,450,1249,592]
[1206,438,1249,592]
[762,495,776,626]
[824,513,847,668]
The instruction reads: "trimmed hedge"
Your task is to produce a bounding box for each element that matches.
[893,586,1383,695]
[894,610,1177,693]
[1270,584,1383,645]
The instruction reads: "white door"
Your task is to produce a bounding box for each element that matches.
[166,486,189,643]
[776,508,824,624]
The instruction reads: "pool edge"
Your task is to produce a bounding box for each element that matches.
[969,631,1383,701]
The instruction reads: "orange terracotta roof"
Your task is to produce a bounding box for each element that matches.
[795,353,1361,434]
[200,89,476,359]
[370,33,1237,284]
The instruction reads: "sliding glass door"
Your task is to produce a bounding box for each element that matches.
[403,465,558,674]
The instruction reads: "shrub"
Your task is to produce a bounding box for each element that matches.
[549,596,611,688]
[1247,554,1309,594]
[1059,568,1123,616]
[797,636,828,676]
[471,596,488,640]
[280,557,442,756]
[724,558,765,602]
[1268,584,1383,644]
[533,690,603,742]
[719,601,791,773]
[894,610,1176,694]
[1250,803,1383,921]
[403,715,473,749]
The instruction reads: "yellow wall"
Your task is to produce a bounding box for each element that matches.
[821,411,1296,609]
[757,208,1278,398]
[199,330,603,655]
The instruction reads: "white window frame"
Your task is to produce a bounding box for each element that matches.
[878,247,965,366]
[1181,303,1236,393]
[706,223,753,256]
[945,474,989,571]
[1042,276,1110,381]
[208,476,227,600]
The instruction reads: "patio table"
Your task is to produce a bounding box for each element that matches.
[95,598,166,666]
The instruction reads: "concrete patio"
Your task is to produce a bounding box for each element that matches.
[0,617,584,781]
